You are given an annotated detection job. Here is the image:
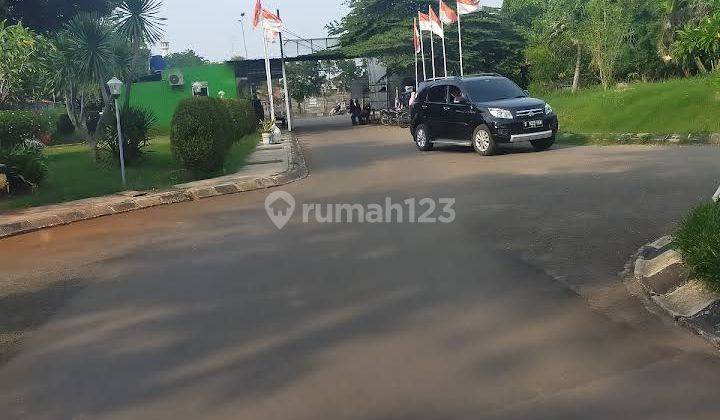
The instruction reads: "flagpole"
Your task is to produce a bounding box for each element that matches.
[420,27,427,80]
[441,21,448,77]
[430,31,436,79]
[278,9,292,131]
[457,9,464,77]
[262,32,276,122]
[414,19,419,90]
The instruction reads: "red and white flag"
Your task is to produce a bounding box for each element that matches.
[457,0,481,15]
[251,0,262,28]
[260,8,283,40]
[439,0,458,24]
[418,11,431,32]
[413,19,421,54]
[428,7,444,38]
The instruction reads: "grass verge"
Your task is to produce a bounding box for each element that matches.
[544,75,720,135]
[0,133,259,212]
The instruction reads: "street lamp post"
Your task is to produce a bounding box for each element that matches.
[107,77,127,186]
[238,13,249,58]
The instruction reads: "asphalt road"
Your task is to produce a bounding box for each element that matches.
[2,116,720,419]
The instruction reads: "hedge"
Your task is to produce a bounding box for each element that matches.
[225,99,257,143]
[170,97,233,173]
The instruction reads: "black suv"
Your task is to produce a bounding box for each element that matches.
[410,75,559,156]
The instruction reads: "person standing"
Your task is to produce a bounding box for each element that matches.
[252,93,265,123]
[349,99,360,125]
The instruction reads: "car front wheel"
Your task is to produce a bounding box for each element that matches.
[414,124,434,151]
[531,135,555,152]
[472,125,497,156]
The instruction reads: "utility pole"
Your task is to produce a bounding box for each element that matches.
[277,9,293,131]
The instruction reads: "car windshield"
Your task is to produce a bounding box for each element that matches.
[464,78,527,102]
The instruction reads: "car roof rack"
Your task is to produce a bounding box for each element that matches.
[421,73,503,83]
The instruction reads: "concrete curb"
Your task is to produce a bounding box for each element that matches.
[627,236,720,348]
[0,133,308,240]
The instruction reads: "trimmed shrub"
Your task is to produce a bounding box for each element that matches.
[225,99,256,143]
[0,144,48,186]
[99,106,157,165]
[0,110,50,149]
[674,202,720,290]
[170,97,232,173]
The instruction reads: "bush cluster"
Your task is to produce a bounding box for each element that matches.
[0,144,48,186]
[225,99,257,143]
[171,97,233,173]
[674,202,720,290]
[99,106,157,164]
[0,110,51,149]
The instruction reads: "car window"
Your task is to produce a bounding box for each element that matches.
[427,85,447,103]
[448,85,465,104]
[464,78,526,102]
[416,89,428,103]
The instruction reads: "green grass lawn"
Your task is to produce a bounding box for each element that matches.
[0,133,259,211]
[544,75,720,135]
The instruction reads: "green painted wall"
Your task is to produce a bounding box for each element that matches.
[128,63,238,132]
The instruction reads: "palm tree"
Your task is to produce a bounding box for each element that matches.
[53,13,117,148]
[113,0,166,107]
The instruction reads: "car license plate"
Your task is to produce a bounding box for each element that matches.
[524,120,543,129]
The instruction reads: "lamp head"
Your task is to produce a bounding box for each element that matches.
[107,77,123,97]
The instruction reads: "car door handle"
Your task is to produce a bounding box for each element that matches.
[421,104,429,110]
[443,106,451,111]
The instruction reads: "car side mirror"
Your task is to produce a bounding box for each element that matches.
[453,96,467,104]
[523,90,530,96]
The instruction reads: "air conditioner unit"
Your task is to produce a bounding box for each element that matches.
[168,71,184,87]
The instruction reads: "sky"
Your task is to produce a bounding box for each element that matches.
[152,0,503,62]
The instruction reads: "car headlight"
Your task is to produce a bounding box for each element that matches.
[488,108,513,120]
[545,103,553,115]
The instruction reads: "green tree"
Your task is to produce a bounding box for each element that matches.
[583,0,632,89]
[0,22,52,106]
[328,0,526,84]
[286,61,325,113]
[658,0,714,60]
[323,60,366,93]
[542,0,587,92]
[3,0,118,32]
[502,0,548,29]
[166,50,209,68]
[672,9,720,74]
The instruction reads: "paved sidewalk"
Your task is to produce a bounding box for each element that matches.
[0,135,307,239]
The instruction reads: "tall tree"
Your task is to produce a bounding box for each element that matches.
[286,61,325,113]
[0,22,53,106]
[545,0,587,92]
[323,60,366,93]
[113,0,165,107]
[583,0,632,89]
[4,0,117,33]
[166,50,209,68]
[52,13,120,148]
[328,0,526,84]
